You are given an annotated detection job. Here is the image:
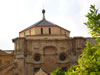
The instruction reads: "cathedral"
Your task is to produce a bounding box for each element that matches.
[0,9,96,75]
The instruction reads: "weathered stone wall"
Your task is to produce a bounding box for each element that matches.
[13,37,87,75]
[0,37,95,75]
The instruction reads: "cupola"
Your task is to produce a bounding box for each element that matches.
[19,9,70,39]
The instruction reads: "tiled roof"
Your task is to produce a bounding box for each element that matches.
[33,19,57,26]
[27,19,57,28]
[20,19,58,33]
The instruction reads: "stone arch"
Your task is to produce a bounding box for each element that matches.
[43,46,57,55]
[42,46,57,73]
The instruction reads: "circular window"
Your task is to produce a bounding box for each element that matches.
[59,54,66,61]
[34,55,40,61]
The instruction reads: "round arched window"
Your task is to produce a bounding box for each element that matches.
[59,53,66,61]
[34,54,40,61]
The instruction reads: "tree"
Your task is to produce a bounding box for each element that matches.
[50,68,66,75]
[84,5,100,37]
[66,5,100,75]
[67,41,100,75]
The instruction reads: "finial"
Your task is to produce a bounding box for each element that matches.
[42,9,46,20]
[42,9,45,14]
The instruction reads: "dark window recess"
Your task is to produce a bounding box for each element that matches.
[41,28,43,35]
[59,54,66,61]
[62,67,67,71]
[0,60,2,66]
[34,55,40,61]
[65,32,66,35]
[30,30,31,35]
[24,32,25,36]
[15,73,18,75]
[77,48,81,50]
[34,68,40,72]
[49,28,51,35]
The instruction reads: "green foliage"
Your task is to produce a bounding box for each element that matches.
[66,41,100,75]
[50,68,66,75]
[84,5,100,37]
[66,5,100,75]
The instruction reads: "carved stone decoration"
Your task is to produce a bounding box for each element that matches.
[34,54,41,61]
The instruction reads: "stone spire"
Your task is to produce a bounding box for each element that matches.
[42,9,46,20]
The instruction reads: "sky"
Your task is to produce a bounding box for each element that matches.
[0,0,100,50]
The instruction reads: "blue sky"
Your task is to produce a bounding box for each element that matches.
[0,0,100,50]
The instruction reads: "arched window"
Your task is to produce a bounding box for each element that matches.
[29,30,31,35]
[59,53,66,61]
[24,32,25,36]
[41,28,43,35]
[49,28,51,35]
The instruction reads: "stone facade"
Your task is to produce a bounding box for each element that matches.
[13,36,87,75]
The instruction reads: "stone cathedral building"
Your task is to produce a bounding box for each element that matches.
[0,10,96,75]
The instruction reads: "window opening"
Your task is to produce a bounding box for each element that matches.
[41,28,43,35]
[34,54,40,61]
[30,30,31,35]
[59,53,66,61]
[34,68,40,72]
[62,67,67,71]
[49,28,51,35]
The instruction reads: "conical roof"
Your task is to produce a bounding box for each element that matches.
[32,19,57,26]
[20,9,70,33]
[26,19,57,29]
